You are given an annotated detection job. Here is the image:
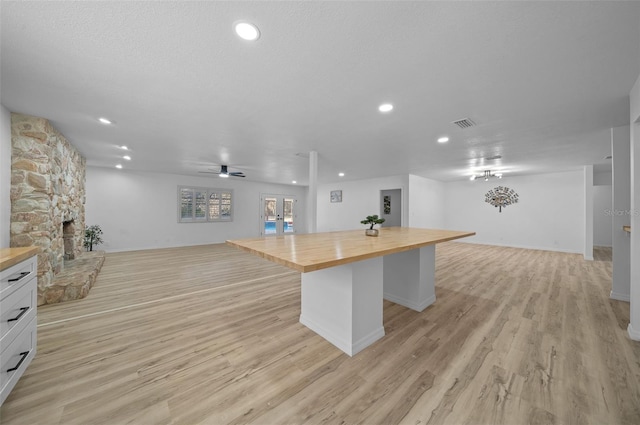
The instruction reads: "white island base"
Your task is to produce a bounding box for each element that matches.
[300,245,436,356]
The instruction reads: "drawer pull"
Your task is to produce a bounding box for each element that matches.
[7,271,30,283]
[7,307,30,323]
[6,351,30,373]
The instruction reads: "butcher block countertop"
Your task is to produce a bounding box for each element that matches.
[0,247,39,272]
[227,227,475,273]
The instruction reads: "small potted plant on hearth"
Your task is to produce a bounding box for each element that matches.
[84,224,104,251]
[360,215,385,237]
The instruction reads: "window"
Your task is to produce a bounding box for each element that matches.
[179,186,233,222]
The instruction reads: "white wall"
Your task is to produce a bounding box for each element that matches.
[0,105,11,248]
[317,175,408,232]
[318,170,586,254]
[593,185,613,247]
[594,171,612,186]
[86,166,307,252]
[407,174,445,229]
[444,170,584,253]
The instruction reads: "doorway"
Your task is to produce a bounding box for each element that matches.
[260,194,297,236]
[380,189,402,227]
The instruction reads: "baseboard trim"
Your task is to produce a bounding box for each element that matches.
[384,293,435,312]
[610,291,630,302]
[299,315,385,357]
[103,241,226,253]
[628,323,640,341]
[451,239,582,255]
[352,327,386,356]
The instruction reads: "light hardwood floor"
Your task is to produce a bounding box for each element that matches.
[1,242,638,424]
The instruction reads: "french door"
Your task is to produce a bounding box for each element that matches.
[260,194,297,236]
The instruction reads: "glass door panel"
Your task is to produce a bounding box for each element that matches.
[283,198,294,233]
[263,197,278,235]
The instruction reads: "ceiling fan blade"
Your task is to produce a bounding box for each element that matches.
[198,164,245,177]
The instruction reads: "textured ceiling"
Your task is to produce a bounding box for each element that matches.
[2,1,639,185]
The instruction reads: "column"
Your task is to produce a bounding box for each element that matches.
[611,126,631,301]
[584,165,594,260]
[383,245,436,312]
[307,150,318,234]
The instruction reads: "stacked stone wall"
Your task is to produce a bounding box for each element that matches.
[10,113,86,305]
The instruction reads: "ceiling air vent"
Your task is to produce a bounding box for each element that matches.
[451,118,476,129]
[485,155,502,161]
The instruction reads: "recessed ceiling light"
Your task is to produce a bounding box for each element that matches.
[378,103,393,113]
[469,175,476,181]
[115,164,123,169]
[99,117,113,125]
[437,136,449,143]
[123,155,131,160]
[235,22,260,41]
[292,180,297,184]
[120,145,129,150]
[338,172,345,177]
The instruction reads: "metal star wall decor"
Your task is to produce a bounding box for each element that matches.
[485,186,519,213]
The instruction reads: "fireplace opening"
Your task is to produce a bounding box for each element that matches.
[62,220,76,261]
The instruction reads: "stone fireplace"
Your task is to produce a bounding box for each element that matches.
[10,113,87,305]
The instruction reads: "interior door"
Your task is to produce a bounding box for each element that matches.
[261,195,297,236]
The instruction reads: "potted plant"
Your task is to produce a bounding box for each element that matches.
[360,215,385,236]
[84,225,104,251]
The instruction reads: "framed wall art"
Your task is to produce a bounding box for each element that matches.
[485,186,519,212]
[383,195,391,214]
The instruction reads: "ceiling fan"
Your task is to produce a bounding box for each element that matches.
[198,165,245,178]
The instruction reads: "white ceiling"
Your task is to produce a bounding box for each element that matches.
[2,1,639,185]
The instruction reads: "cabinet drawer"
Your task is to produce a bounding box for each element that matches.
[0,316,36,406]
[0,277,37,353]
[0,256,37,300]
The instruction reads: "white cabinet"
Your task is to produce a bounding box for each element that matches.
[0,251,37,406]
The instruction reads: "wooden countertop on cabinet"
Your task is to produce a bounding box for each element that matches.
[0,247,40,272]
